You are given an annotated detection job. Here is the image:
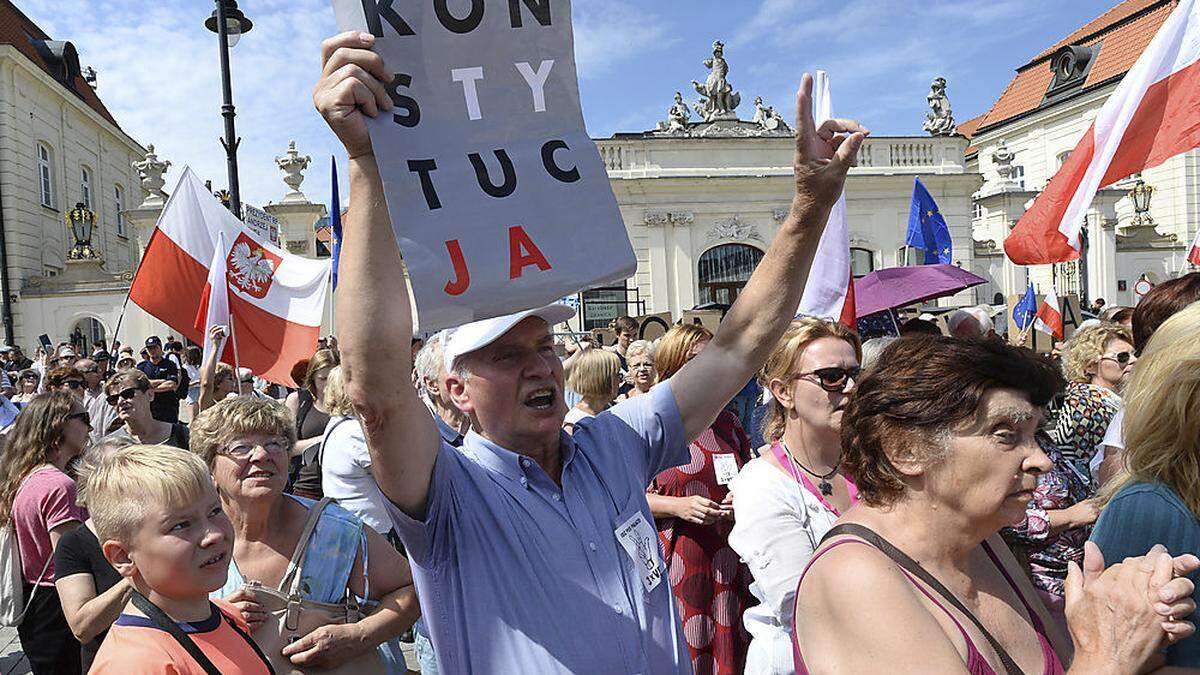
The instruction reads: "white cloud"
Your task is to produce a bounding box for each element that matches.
[573,0,677,78]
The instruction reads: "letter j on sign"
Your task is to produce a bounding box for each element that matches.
[332,0,636,330]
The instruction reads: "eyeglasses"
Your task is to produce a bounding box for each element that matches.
[105,388,143,406]
[630,362,655,371]
[63,380,84,389]
[77,368,98,374]
[66,411,91,427]
[798,366,861,392]
[219,438,288,459]
[1101,351,1135,366]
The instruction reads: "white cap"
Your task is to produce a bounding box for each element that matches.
[236,367,255,382]
[443,304,576,374]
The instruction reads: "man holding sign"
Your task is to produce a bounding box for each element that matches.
[314,29,866,675]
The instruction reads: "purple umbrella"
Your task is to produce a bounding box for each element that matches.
[853,264,986,318]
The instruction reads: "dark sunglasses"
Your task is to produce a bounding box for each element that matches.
[1101,351,1135,366]
[67,411,91,427]
[63,380,84,389]
[105,388,142,405]
[799,366,861,392]
[77,367,99,374]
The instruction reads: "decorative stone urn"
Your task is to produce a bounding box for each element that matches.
[132,144,171,207]
[275,140,312,204]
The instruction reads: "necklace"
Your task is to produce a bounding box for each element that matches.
[780,440,840,496]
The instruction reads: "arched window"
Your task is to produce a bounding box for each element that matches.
[80,166,92,209]
[114,184,127,236]
[698,244,764,305]
[71,317,106,353]
[850,247,875,278]
[37,143,55,208]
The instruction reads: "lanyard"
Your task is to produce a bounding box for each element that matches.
[769,441,857,517]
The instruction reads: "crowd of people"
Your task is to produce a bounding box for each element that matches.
[0,29,1198,675]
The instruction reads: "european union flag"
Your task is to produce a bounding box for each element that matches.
[330,156,343,291]
[1012,283,1037,331]
[906,177,953,264]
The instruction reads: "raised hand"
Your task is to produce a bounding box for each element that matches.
[789,73,869,220]
[312,31,394,159]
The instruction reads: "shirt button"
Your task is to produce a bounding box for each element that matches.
[588,541,597,551]
[519,477,529,488]
[614,605,623,614]
[520,457,531,467]
[552,494,562,502]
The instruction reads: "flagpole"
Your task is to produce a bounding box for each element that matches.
[229,314,243,396]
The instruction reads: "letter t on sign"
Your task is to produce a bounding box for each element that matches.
[508,226,552,279]
[451,67,485,120]
[515,60,554,113]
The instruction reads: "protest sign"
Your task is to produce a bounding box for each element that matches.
[331,0,636,331]
[682,309,723,335]
[1006,292,1081,352]
[243,204,281,245]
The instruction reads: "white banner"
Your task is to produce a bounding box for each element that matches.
[243,204,281,245]
[331,0,636,330]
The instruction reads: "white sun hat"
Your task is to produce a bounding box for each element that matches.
[442,304,576,374]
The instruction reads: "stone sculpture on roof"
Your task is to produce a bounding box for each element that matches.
[692,40,741,122]
[923,77,957,136]
[660,91,691,134]
[752,96,786,132]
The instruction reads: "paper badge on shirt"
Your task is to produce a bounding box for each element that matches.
[713,453,739,485]
[615,511,664,592]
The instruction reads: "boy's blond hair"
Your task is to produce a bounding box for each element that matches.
[88,444,214,543]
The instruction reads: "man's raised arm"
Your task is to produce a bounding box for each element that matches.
[313,31,439,518]
[670,74,868,441]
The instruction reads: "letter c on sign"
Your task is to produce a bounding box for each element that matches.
[541,140,580,183]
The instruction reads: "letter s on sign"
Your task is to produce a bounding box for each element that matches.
[388,73,421,128]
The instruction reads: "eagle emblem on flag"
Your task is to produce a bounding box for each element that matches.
[226,233,281,299]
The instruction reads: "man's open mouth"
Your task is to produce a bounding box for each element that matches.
[524,388,556,410]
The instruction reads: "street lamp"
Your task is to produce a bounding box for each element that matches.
[205,0,253,219]
[1129,178,1155,227]
[66,203,98,260]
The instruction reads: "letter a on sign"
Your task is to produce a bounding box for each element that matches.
[333,0,637,330]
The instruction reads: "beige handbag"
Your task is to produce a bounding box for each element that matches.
[242,497,386,675]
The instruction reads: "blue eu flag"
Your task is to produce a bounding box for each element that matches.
[1012,284,1037,331]
[330,156,343,291]
[906,177,953,264]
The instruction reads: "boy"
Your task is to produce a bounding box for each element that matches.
[87,444,272,674]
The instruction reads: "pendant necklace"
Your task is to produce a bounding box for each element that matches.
[780,440,840,496]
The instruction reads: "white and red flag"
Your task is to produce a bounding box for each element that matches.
[796,70,856,328]
[1034,286,1065,341]
[130,167,329,385]
[194,230,232,366]
[1188,227,1200,265]
[1006,0,1200,264]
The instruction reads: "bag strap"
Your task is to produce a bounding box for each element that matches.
[279,496,334,594]
[130,592,275,675]
[10,535,54,625]
[821,523,1023,675]
[318,417,352,467]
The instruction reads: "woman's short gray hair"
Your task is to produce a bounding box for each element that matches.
[626,340,655,363]
[414,332,444,383]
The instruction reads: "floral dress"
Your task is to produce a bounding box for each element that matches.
[649,410,755,675]
[1050,381,1121,482]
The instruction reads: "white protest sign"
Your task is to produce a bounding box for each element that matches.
[243,204,281,245]
[331,0,637,331]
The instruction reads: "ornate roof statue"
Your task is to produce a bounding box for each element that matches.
[692,40,741,122]
[275,140,313,203]
[922,77,957,136]
[752,96,788,132]
[132,144,171,208]
[656,91,692,134]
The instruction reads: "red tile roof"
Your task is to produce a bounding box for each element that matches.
[0,0,121,128]
[974,0,1177,134]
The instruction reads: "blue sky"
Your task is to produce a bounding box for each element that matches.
[20,0,1123,213]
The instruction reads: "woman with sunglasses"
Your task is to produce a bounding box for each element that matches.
[646,323,755,674]
[0,392,92,674]
[100,369,189,450]
[12,368,41,406]
[1053,323,1134,481]
[196,396,419,672]
[727,318,860,675]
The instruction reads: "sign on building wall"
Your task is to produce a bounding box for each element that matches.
[243,205,281,246]
[332,0,636,331]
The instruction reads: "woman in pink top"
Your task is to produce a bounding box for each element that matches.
[793,337,1198,675]
[0,391,91,674]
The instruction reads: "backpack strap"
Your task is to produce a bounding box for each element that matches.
[821,523,1023,675]
[130,592,279,675]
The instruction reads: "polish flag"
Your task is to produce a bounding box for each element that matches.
[796,71,856,328]
[193,230,232,366]
[1006,0,1200,264]
[130,167,330,385]
[1189,227,1200,265]
[1033,286,1064,341]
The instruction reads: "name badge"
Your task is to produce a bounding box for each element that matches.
[615,511,664,592]
[713,453,739,485]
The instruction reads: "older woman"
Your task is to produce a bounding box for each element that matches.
[1093,302,1200,667]
[12,368,40,405]
[0,392,91,674]
[192,396,419,672]
[618,339,657,401]
[1053,322,1134,479]
[286,348,339,499]
[793,336,1197,674]
[729,318,861,674]
[647,323,754,675]
[563,348,622,432]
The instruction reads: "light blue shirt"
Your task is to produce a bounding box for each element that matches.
[388,382,690,674]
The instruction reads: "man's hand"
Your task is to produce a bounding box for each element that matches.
[209,325,228,343]
[313,31,394,159]
[788,73,868,221]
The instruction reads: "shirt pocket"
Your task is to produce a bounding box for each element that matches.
[611,496,670,606]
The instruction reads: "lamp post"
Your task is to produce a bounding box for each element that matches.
[1129,178,1155,227]
[66,203,98,259]
[205,0,253,219]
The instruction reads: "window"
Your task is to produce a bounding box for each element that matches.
[898,246,924,267]
[37,143,54,208]
[1056,151,1070,169]
[850,247,875,278]
[80,166,92,208]
[114,184,126,236]
[698,244,764,305]
[973,201,983,221]
[1012,165,1026,189]
[581,287,629,331]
